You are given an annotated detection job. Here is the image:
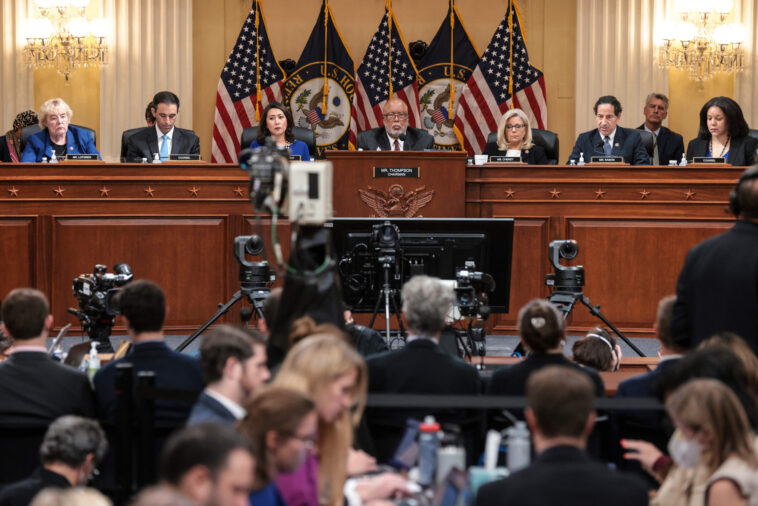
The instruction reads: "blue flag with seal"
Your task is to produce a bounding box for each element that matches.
[417,1,480,151]
[283,0,354,157]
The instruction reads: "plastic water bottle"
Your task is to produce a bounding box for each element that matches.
[680,153,687,166]
[436,437,466,484]
[152,153,162,164]
[41,156,48,163]
[418,416,441,487]
[87,341,101,380]
[578,152,585,165]
[569,159,576,165]
[505,421,531,473]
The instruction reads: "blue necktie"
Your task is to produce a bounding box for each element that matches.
[603,136,612,156]
[160,134,169,161]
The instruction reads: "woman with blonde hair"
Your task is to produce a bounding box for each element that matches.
[484,108,548,164]
[20,98,100,162]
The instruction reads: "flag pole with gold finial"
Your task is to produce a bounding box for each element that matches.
[449,0,455,115]
[508,0,514,103]
[255,0,262,121]
[387,0,393,98]
[322,0,329,113]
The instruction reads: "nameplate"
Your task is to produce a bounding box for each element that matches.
[692,157,726,164]
[66,154,98,161]
[489,155,521,163]
[289,155,302,161]
[590,156,624,163]
[169,154,201,161]
[373,167,419,178]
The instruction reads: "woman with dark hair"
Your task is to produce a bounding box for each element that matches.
[1,110,38,162]
[249,102,310,161]
[685,96,758,166]
[572,326,622,372]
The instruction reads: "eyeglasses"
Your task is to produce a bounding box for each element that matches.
[505,124,526,130]
[383,113,408,120]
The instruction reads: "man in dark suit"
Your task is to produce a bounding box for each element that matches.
[187,325,270,425]
[671,167,758,355]
[356,97,434,151]
[476,366,648,506]
[93,280,204,424]
[568,95,650,165]
[0,288,95,426]
[366,275,481,463]
[637,93,684,166]
[125,91,200,161]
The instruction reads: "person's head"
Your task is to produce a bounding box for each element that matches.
[517,298,565,354]
[259,287,282,335]
[666,378,758,472]
[200,325,270,402]
[239,387,317,487]
[160,424,255,506]
[1,288,51,341]
[401,275,454,338]
[151,91,181,135]
[257,102,294,144]
[39,98,72,139]
[642,93,669,130]
[382,97,409,139]
[12,110,38,135]
[593,95,622,137]
[730,166,758,221]
[288,315,347,349]
[497,108,534,150]
[698,332,758,393]
[572,327,619,372]
[40,416,108,486]
[117,280,165,337]
[697,96,749,141]
[145,102,156,126]
[526,366,595,447]
[655,294,683,353]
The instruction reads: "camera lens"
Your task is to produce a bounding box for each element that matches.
[244,235,265,256]
[558,240,579,260]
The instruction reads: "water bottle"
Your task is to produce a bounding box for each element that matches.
[680,153,687,166]
[418,416,441,487]
[505,421,531,473]
[87,341,101,380]
[41,156,48,163]
[578,152,585,165]
[436,437,465,484]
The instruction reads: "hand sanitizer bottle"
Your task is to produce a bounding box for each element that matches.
[152,153,162,164]
[50,152,58,163]
[680,154,687,166]
[87,342,101,380]
[578,152,585,166]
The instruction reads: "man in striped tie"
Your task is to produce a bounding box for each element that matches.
[356,97,434,151]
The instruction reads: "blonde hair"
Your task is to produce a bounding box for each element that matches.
[273,334,367,506]
[39,98,73,130]
[30,488,111,506]
[496,108,534,151]
[288,315,348,349]
[666,378,758,474]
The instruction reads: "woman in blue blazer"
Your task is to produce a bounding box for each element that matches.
[249,102,310,161]
[21,98,100,162]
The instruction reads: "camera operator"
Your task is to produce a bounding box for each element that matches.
[365,275,481,463]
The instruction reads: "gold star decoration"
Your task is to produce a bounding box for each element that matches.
[188,186,200,197]
[53,186,65,197]
[233,186,245,197]
[640,189,651,200]
[7,186,19,197]
[504,188,516,199]
[99,186,111,197]
[549,188,561,199]
[595,188,606,199]
[684,188,696,200]
[144,186,155,197]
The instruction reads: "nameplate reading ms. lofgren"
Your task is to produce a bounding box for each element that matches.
[373,167,420,178]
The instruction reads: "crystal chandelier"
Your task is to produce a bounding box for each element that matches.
[657,0,745,82]
[24,0,109,81]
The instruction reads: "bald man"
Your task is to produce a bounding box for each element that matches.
[356,97,434,151]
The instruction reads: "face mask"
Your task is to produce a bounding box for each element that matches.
[668,430,702,469]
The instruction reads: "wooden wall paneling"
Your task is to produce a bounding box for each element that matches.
[0,217,37,298]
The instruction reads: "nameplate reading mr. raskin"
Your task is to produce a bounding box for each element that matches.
[590,156,624,163]
[373,167,420,178]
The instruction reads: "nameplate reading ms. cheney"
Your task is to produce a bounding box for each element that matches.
[373,167,420,178]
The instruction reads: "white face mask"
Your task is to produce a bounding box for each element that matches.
[668,429,702,469]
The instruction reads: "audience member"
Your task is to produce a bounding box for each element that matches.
[93,280,204,423]
[356,97,434,151]
[685,96,758,166]
[366,275,481,462]
[258,287,282,336]
[187,325,270,425]
[288,316,346,349]
[698,331,758,394]
[20,98,100,162]
[0,329,12,361]
[238,387,318,506]
[145,102,156,127]
[1,110,38,162]
[572,326,621,372]
[159,424,254,506]
[477,366,648,506]
[249,102,310,161]
[129,485,197,506]
[568,95,649,165]
[637,93,684,165]
[343,307,388,358]
[29,488,111,506]
[0,416,107,506]
[0,288,95,425]
[484,108,548,164]
[671,165,758,355]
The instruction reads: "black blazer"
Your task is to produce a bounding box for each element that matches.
[636,124,684,165]
[356,126,434,151]
[0,136,13,162]
[476,445,649,506]
[685,135,758,166]
[187,391,237,426]
[484,143,548,165]
[0,467,71,506]
[0,351,95,426]
[567,127,650,165]
[124,126,200,161]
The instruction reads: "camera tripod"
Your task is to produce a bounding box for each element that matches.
[367,253,406,344]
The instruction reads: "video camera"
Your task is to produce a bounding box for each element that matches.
[234,234,275,291]
[454,261,495,319]
[545,239,584,291]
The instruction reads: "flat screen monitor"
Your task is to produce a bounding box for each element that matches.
[328,218,514,313]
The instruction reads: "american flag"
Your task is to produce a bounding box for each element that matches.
[211,0,285,163]
[349,8,420,148]
[454,0,547,155]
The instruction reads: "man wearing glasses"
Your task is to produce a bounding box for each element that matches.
[356,97,434,151]
[567,95,650,165]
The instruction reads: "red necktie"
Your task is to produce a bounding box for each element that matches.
[394,139,400,151]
